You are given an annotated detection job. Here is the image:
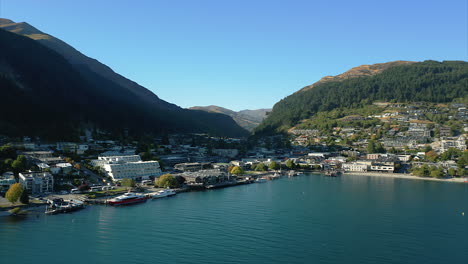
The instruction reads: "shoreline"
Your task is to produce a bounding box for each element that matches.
[344,172,467,183]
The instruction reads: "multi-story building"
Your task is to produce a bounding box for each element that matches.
[440,136,467,152]
[19,172,54,194]
[92,155,162,181]
[370,163,395,173]
[103,161,162,181]
[342,162,368,172]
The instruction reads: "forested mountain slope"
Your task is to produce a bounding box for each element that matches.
[255,60,468,134]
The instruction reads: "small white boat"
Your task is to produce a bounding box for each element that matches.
[152,189,176,198]
[255,178,267,183]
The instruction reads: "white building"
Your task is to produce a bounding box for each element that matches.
[342,162,368,172]
[103,161,162,181]
[90,155,141,167]
[397,155,412,162]
[370,164,395,172]
[19,172,54,194]
[55,163,73,174]
[92,155,162,181]
[440,136,467,152]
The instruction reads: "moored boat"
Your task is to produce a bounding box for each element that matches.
[152,189,176,198]
[255,177,267,183]
[45,198,85,214]
[107,192,147,205]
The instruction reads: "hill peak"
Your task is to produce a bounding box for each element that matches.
[299,60,416,92]
[0,19,44,35]
[0,18,15,25]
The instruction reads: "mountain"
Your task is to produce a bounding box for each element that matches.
[255,60,468,134]
[0,18,173,109]
[189,106,270,131]
[0,19,248,139]
[298,61,415,92]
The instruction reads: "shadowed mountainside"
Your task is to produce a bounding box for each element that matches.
[0,19,248,139]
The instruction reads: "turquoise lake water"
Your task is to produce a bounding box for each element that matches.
[1,174,467,264]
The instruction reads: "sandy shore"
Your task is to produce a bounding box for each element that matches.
[344,172,467,183]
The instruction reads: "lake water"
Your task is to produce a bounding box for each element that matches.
[1,174,467,264]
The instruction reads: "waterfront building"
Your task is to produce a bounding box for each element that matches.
[103,161,162,181]
[342,162,368,172]
[177,169,228,184]
[91,155,162,181]
[370,163,395,173]
[19,171,54,194]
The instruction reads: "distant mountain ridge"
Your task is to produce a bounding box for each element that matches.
[189,106,270,131]
[0,19,248,138]
[255,60,468,134]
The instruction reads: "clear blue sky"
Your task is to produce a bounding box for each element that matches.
[2,0,467,111]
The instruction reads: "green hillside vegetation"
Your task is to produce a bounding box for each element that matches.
[255,61,468,134]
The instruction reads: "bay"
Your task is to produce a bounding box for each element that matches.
[1,174,467,264]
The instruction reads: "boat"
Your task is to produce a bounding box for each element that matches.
[107,192,148,205]
[255,178,267,183]
[152,188,176,198]
[45,198,85,214]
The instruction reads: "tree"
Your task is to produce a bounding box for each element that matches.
[269,161,280,170]
[0,144,16,159]
[74,164,81,170]
[20,189,29,204]
[457,151,468,168]
[11,155,27,173]
[430,166,444,178]
[5,183,23,204]
[121,178,136,188]
[286,159,295,169]
[230,166,244,175]
[448,168,457,177]
[155,174,179,188]
[367,140,376,153]
[254,163,267,171]
[425,150,438,162]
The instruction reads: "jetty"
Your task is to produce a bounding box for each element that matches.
[45,198,85,215]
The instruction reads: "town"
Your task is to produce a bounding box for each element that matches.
[1,101,467,213]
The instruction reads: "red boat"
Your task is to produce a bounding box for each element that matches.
[107,192,148,205]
